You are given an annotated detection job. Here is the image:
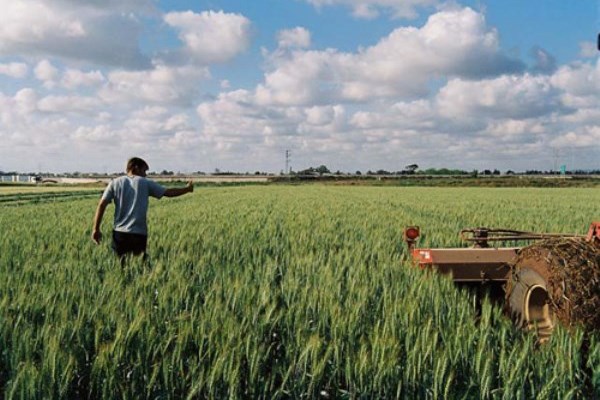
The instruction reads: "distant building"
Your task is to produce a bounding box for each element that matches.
[0,175,38,183]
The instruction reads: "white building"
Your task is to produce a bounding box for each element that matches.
[0,175,38,183]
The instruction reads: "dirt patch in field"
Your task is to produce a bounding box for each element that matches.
[511,238,600,331]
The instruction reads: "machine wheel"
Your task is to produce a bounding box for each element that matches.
[507,256,555,342]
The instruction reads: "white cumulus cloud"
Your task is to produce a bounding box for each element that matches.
[14,88,39,114]
[436,74,565,120]
[0,0,150,68]
[551,60,600,97]
[34,60,59,88]
[256,7,523,106]
[0,62,28,78]
[61,68,105,89]
[164,10,251,64]
[550,127,600,148]
[38,94,102,114]
[100,65,209,105]
[277,27,311,49]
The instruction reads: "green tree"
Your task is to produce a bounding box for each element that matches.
[315,165,330,175]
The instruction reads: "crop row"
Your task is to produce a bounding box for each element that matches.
[0,190,101,207]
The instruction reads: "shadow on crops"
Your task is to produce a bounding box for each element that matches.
[455,281,506,321]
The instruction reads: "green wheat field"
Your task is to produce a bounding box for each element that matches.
[1,185,599,399]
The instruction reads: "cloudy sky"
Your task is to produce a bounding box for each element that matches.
[0,0,598,173]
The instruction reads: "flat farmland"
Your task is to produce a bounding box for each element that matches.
[0,185,599,399]
[0,185,102,206]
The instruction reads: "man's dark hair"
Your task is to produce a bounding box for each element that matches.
[126,157,149,172]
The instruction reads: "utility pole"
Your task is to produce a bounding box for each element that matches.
[285,149,291,174]
[570,146,574,172]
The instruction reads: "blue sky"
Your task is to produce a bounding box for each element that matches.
[0,0,598,173]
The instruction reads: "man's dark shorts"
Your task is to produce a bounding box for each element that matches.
[112,230,147,257]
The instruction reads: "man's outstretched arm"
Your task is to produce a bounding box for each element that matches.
[92,198,110,244]
[164,181,194,197]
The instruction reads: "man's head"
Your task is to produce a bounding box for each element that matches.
[126,157,149,177]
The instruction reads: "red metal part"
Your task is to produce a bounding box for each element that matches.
[586,222,600,244]
[411,247,518,282]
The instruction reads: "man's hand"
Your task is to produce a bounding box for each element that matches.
[92,199,109,244]
[92,229,102,244]
[164,181,194,197]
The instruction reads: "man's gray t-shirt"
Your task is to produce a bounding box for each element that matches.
[101,175,166,235]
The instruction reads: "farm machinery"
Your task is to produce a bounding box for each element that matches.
[404,222,600,341]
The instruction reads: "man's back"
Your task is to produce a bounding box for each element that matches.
[102,175,166,235]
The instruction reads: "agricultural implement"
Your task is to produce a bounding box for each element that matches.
[404,222,600,341]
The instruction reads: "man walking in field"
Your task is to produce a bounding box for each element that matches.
[92,157,193,261]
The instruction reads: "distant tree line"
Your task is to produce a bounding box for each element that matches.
[523,169,600,175]
[3,167,600,178]
[293,165,600,177]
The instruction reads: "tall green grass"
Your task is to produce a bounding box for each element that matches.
[0,186,598,398]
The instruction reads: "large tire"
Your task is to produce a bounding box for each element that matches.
[507,238,600,338]
[507,254,555,342]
